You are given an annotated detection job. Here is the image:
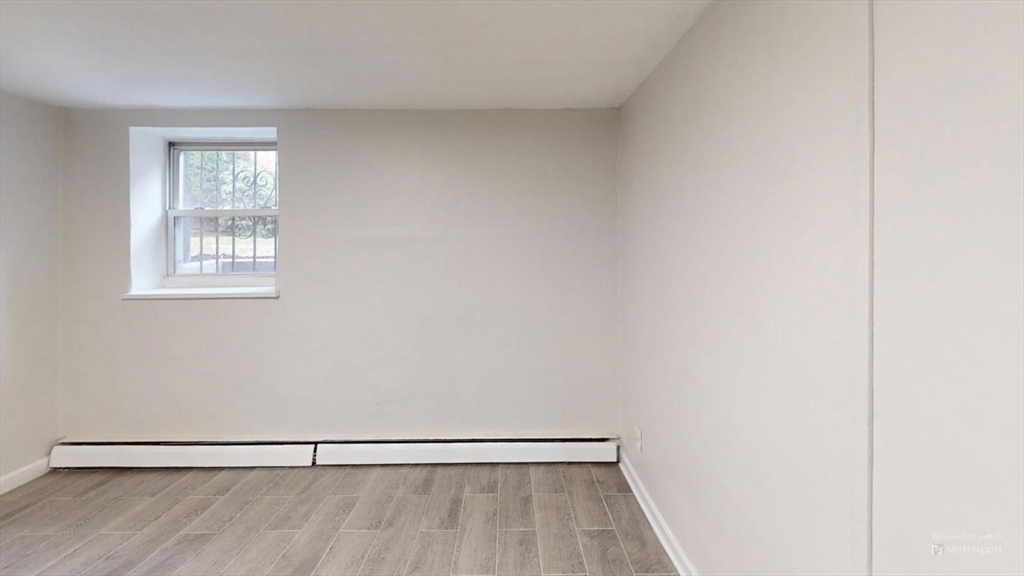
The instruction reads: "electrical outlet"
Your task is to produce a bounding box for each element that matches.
[634,425,643,453]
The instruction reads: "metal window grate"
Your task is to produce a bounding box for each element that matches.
[168,143,279,276]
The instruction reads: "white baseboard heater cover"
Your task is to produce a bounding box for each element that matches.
[316,440,618,465]
[49,444,315,468]
[48,439,618,468]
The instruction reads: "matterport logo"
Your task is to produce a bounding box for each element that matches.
[931,532,1004,556]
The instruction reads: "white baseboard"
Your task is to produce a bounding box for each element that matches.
[317,440,617,465]
[0,457,51,495]
[49,444,314,468]
[619,454,698,576]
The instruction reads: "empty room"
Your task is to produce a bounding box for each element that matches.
[0,1,1021,575]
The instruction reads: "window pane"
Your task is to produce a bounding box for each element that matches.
[173,216,278,274]
[177,149,278,210]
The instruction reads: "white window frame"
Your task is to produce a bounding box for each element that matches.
[164,141,278,289]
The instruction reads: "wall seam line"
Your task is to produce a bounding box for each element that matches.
[867,0,877,573]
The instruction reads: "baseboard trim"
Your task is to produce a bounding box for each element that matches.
[317,440,618,464]
[619,454,698,576]
[49,444,314,468]
[0,457,51,495]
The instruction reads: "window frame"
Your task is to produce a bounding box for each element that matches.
[164,141,279,288]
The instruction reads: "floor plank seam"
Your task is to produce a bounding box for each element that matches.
[528,478,544,576]
[399,489,433,576]
[407,466,440,576]
[492,465,501,576]
[299,492,348,576]
[352,467,406,576]
[256,529,295,576]
[592,463,638,576]
[75,530,136,576]
[560,465,589,576]
[448,468,472,576]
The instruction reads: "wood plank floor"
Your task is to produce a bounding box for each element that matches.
[0,465,674,576]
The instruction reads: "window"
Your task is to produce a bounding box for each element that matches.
[168,143,279,279]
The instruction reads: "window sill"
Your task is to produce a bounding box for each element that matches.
[121,286,279,300]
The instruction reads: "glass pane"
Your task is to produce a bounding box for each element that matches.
[177,149,278,210]
[174,216,278,274]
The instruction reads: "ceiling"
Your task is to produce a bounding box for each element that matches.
[0,0,710,110]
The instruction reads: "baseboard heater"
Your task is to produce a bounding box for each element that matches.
[48,438,618,468]
[49,443,315,468]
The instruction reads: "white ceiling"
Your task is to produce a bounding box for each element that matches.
[0,0,710,110]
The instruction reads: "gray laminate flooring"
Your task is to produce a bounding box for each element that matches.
[0,464,675,576]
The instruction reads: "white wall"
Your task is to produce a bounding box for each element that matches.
[616,2,872,574]
[59,109,619,441]
[0,91,63,477]
[873,1,1024,574]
